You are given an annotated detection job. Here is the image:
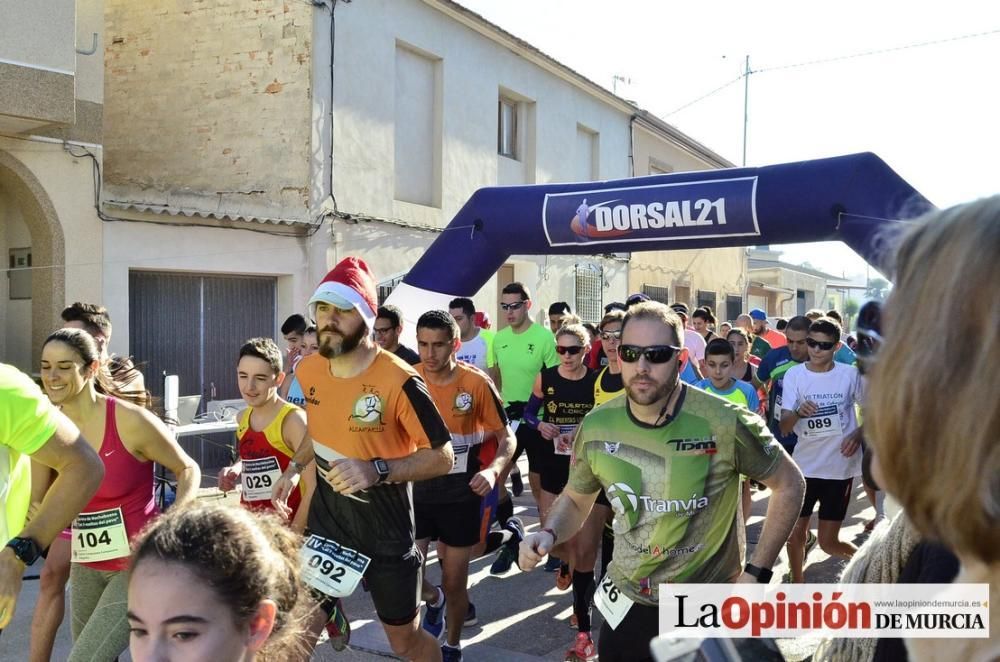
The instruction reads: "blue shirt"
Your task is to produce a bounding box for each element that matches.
[286,375,306,407]
[834,343,857,366]
[694,378,760,412]
[680,359,699,385]
[757,346,800,451]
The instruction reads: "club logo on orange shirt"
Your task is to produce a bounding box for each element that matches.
[453,391,473,414]
[349,393,384,425]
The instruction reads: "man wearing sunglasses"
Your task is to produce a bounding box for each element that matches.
[488,282,559,574]
[779,317,865,583]
[519,302,805,661]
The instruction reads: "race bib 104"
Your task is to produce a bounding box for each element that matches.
[71,507,130,563]
[300,534,371,598]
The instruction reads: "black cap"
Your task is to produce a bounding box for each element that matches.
[670,302,689,316]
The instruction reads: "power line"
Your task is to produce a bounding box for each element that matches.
[664,27,1000,116]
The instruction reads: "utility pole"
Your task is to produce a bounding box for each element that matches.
[742,55,751,167]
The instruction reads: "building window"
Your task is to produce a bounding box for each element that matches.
[696,290,717,312]
[673,285,691,308]
[8,248,31,300]
[574,264,603,322]
[378,274,406,306]
[498,97,518,159]
[394,43,441,207]
[575,124,599,181]
[642,284,670,304]
[726,294,743,323]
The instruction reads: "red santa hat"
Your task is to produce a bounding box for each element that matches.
[308,257,378,329]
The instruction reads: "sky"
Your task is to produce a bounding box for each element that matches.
[458,0,1000,280]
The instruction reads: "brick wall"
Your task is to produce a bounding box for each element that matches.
[103,0,314,219]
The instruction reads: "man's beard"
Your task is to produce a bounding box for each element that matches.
[625,364,679,406]
[318,323,366,359]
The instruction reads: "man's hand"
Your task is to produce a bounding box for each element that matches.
[323,458,378,495]
[795,400,819,418]
[537,422,560,440]
[217,465,240,493]
[0,547,26,628]
[841,428,863,457]
[469,468,498,496]
[518,530,555,571]
[271,468,299,520]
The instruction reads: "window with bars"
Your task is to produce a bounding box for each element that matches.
[696,290,717,312]
[574,264,603,322]
[726,294,743,323]
[377,275,406,306]
[642,284,670,304]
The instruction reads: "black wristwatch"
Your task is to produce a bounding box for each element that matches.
[372,458,391,484]
[744,562,773,584]
[6,536,43,566]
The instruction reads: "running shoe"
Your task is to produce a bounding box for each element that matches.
[511,470,524,497]
[441,644,464,662]
[489,517,524,575]
[464,602,478,626]
[544,554,563,572]
[325,599,351,652]
[422,588,446,640]
[555,562,572,590]
[564,632,597,662]
[804,530,818,559]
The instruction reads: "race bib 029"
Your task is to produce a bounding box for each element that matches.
[242,456,283,501]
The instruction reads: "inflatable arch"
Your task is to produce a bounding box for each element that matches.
[385,152,932,325]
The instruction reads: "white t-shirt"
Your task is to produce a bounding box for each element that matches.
[781,362,864,480]
[684,328,706,362]
[456,332,489,372]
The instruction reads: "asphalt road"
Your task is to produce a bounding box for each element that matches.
[2,456,881,661]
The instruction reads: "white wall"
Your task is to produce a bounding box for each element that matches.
[0,0,76,71]
[0,187,33,369]
[331,0,632,233]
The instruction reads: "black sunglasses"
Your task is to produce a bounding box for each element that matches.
[556,345,584,355]
[805,338,837,351]
[500,301,526,311]
[617,344,681,364]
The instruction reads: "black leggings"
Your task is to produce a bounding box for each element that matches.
[598,601,659,662]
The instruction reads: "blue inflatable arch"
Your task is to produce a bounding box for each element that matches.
[385,152,932,324]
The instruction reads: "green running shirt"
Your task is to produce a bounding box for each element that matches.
[1,364,59,541]
[491,323,558,404]
[568,385,782,605]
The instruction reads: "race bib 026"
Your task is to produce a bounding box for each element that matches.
[594,573,635,630]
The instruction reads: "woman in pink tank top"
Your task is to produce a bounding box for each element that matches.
[38,328,201,662]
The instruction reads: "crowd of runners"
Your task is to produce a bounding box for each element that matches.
[0,196,997,662]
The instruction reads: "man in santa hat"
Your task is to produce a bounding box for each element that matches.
[273,256,454,661]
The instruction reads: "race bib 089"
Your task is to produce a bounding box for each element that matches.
[801,404,843,438]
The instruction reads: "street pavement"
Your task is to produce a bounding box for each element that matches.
[3,456,881,661]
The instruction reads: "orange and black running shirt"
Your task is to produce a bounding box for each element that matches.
[414,363,508,504]
[236,403,303,519]
[295,350,451,557]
